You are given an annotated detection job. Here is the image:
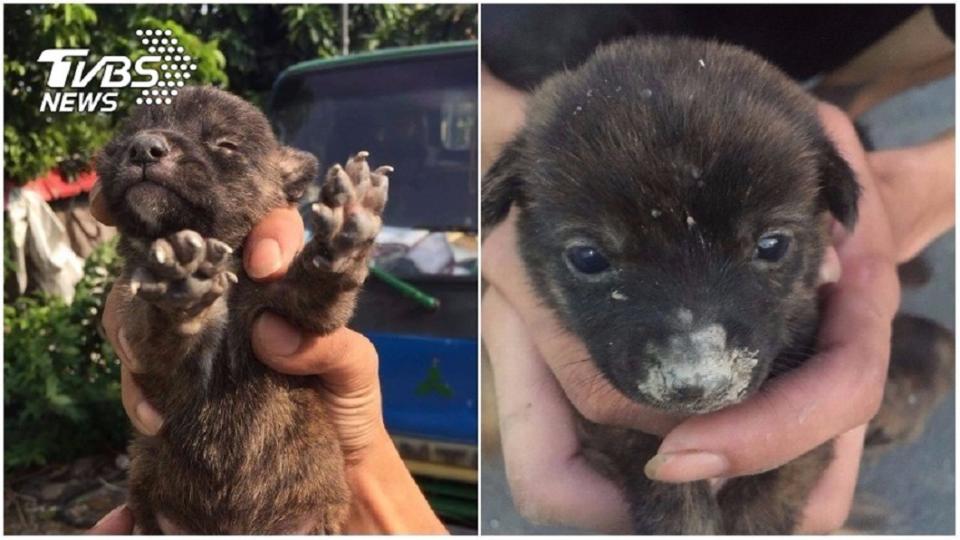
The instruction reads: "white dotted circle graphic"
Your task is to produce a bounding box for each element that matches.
[134,28,198,107]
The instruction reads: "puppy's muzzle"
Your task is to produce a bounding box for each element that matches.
[128,133,170,166]
[638,323,760,412]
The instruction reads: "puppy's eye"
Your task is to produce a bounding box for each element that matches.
[755,233,791,262]
[216,140,239,152]
[565,245,611,274]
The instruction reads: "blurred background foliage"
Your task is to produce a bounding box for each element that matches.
[4,3,476,185]
[4,238,124,469]
[4,3,476,471]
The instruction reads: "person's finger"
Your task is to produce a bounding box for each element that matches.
[251,312,378,394]
[89,181,116,226]
[120,365,163,436]
[244,206,305,281]
[819,245,841,285]
[482,209,684,436]
[87,504,134,534]
[796,424,867,533]
[483,288,631,533]
[103,284,163,435]
[481,65,529,171]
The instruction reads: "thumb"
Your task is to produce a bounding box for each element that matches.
[89,181,116,226]
[251,312,378,395]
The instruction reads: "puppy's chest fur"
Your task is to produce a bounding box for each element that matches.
[117,239,348,534]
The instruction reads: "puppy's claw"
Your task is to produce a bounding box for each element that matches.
[307,150,389,278]
[225,271,238,284]
[185,233,204,250]
[151,241,173,267]
[135,231,233,313]
[322,166,355,207]
[205,239,234,265]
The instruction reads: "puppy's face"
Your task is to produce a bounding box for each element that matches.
[96,86,317,245]
[484,39,859,414]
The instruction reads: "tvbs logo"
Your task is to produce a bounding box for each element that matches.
[38,29,197,113]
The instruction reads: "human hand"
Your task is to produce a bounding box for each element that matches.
[868,131,955,263]
[482,98,899,532]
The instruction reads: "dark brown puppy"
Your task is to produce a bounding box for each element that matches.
[483,37,861,534]
[96,86,390,533]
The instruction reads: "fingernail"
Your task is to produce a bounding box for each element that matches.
[117,328,140,373]
[247,238,282,279]
[818,247,842,285]
[135,400,163,435]
[92,504,126,528]
[255,312,302,357]
[644,451,729,482]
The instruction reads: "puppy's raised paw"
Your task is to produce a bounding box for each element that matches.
[131,230,236,315]
[309,151,391,275]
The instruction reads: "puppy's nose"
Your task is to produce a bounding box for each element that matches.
[128,133,169,165]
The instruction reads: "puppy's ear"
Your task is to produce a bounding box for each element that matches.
[274,146,319,203]
[482,135,527,229]
[817,140,860,230]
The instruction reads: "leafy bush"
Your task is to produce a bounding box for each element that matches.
[4,239,127,469]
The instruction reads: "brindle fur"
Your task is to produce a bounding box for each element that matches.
[96,86,389,533]
[483,37,949,534]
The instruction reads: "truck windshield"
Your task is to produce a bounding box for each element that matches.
[270,51,478,233]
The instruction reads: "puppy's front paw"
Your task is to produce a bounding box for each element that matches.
[131,230,236,315]
[309,151,391,275]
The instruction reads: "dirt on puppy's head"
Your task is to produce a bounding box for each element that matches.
[95,86,318,246]
[483,37,860,414]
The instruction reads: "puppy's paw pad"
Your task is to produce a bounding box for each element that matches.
[132,230,235,312]
[310,151,391,273]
